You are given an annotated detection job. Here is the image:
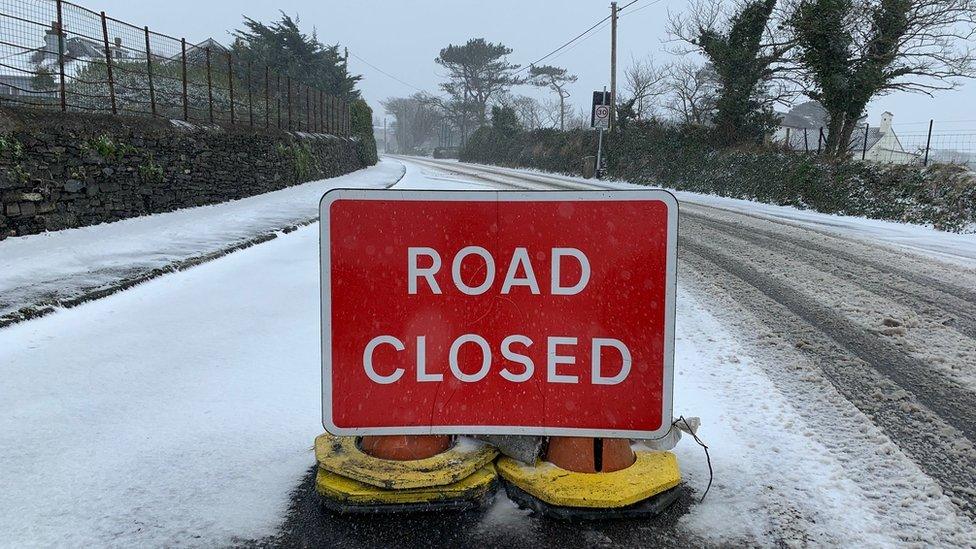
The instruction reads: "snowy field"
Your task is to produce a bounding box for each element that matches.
[2,158,975,546]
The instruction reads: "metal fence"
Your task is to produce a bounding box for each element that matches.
[777,120,976,169]
[0,0,351,135]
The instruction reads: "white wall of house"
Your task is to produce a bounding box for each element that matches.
[865,112,917,164]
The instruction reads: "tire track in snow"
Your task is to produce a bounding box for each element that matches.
[405,158,976,517]
[683,208,976,338]
[680,238,976,518]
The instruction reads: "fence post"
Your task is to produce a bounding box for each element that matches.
[265,66,270,128]
[55,0,66,111]
[817,127,823,153]
[276,74,281,129]
[862,123,869,160]
[227,53,235,124]
[205,47,214,123]
[305,85,311,131]
[924,119,933,166]
[785,127,790,148]
[180,39,188,121]
[331,96,336,134]
[100,12,116,115]
[144,27,156,116]
[318,90,323,133]
[247,60,253,127]
[312,89,318,132]
[803,128,809,152]
[287,76,292,131]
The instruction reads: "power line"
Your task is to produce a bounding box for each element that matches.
[347,51,427,94]
[515,14,612,75]
[514,0,659,76]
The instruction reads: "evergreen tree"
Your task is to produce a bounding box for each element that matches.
[233,12,360,100]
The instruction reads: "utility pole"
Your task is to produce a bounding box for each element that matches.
[610,1,618,130]
[383,117,388,154]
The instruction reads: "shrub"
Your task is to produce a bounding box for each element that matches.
[460,120,976,233]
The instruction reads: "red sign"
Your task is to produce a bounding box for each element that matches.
[320,189,677,438]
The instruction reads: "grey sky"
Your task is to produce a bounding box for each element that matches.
[95,0,975,131]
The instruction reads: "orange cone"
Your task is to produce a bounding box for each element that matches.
[545,436,635,473]
[360,435,452,461]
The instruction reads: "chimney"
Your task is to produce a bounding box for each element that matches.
[880,112,893,135]
[43,21,63,62]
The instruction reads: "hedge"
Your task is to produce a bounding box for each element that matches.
[460,121,976,233]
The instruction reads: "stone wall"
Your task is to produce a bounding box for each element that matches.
[0,107,369,239]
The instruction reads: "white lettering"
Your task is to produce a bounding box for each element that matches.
[452,246,496,295]
[501,248,541,295]
[551,248,591,295]
[408,247,442,294]
[591,338,632,385]
[415,336,442,382]
[449,334,492,382]
[363,336,405,384]
[500,335,534,382]
[547,336,579,383]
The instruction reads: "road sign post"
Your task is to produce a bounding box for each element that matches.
[320,189,678,439]
[591,89,611,178]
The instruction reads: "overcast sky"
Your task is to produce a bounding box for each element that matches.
[95,0,975,132]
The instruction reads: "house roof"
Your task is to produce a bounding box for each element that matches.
[778,125,884,153]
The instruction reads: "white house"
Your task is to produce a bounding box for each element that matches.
[774,102,917,164]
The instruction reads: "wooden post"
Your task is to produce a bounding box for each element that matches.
[265,66,270,128]
[817,127,824,153]
[862,123,869,160]
[247,60,253,127]
[287,76,292,131]
[609,1,618,130]
[305,85,311,131]
[180,39,188,121]
[55,0,66,111]
[924,119,934,166]
[312,88,318,132]
[276,74,281,129]
[227,53,235,124]
[100,12,116,115]
[205,47,214,123]
[803,128,809,152]
[144,27,156,116]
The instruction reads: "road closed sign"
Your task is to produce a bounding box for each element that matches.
[320,189,677,439]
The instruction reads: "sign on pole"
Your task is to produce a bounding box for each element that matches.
[320,189,677,439]
[591,90,611,130]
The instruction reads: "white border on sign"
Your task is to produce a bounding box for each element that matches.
[319,188,679,440]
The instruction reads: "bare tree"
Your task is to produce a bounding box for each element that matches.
[623,55,667,119]
[495,93,547,129]
[662,61,721,125]
[382,93,442,153]
[528,64,578,130]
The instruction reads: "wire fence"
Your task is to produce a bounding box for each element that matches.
[0,0,351,134]
[775,120,976,169]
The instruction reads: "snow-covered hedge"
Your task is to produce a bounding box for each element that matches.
[460,122,976,233]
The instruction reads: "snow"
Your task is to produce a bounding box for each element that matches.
[668,287,976,546]
[2,157,973,545]
[437,160,976,268]
[0,160,405,318]
[0,161,500,547]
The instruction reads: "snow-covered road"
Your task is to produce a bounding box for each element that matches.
[2,157,975,547]
[0,161,405,325]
